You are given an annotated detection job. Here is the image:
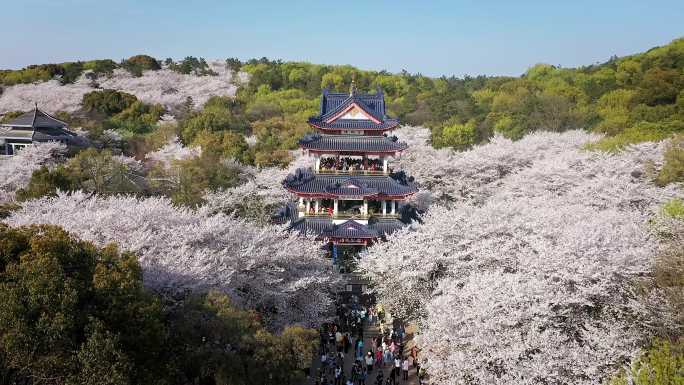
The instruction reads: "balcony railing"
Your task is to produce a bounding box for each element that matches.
[316,168,388,176]
[300,209,400,220]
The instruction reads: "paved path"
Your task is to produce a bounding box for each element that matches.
[306,320,420,385]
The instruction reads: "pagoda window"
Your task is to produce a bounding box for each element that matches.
[367,200,383,216]
[336,200,366,218]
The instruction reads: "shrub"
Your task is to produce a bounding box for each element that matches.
[656,135,684,186]
[121,55,160,77]
[225,57,242,72]
[83,59,118,77]
[0,111,25,124]
[82,89,138,116]
[611,339,684,385]
[586,122,678,153]
[106,101,165,135]
[168,56,217,76]
[661,198,684,218]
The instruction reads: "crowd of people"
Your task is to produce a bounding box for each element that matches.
[310,303,426,385]
[319,157,385,173]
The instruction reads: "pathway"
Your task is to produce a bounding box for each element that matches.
[306,320,421,385]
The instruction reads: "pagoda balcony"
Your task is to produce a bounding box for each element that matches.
[316,168,389,176]
[298,207,401,220]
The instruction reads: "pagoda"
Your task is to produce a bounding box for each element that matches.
[0,105,87,155]
[282,82,417,270]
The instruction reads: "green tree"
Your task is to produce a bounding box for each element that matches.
[441,119,478,151]
[0,225,166,385]
[611,339,684,385]
[82,90,138,116]
[17,149,144,201]
[120,55,160,77]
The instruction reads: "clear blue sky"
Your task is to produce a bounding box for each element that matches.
[3,0,683,77]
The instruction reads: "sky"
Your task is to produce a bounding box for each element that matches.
[2,0,683,77]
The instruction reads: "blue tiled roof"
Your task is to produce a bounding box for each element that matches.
[309,88,398,131]
[321,89,386,117]
[324,220,378,239]
[283,170,418,197]
[299,134,407,153]
[320,94,383,122]
[288,217,406,240]
[308,117,399,131]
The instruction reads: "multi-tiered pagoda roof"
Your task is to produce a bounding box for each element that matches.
[281,85,417,245]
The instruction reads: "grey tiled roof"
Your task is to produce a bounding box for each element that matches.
[283,170,418,197]
[0,108,88,147]
[3,108,67,129]
[299,134,408,153]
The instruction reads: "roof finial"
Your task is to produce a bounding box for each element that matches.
[349,74,357,96]
[34,101,38,110]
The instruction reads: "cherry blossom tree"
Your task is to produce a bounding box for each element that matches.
[6,191,341,330]
[0,61,246,114]
[0,142,65,204]
[203,150,313,223]
[361,128,683,384]
[145,136,202,169]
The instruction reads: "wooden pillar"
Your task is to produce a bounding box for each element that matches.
[382,200,387,215]
[305,199,311,213]
[333,200,339,216]
[315,200,320,213]
[315,155,321,172]
[363,199,368,216]
[383,156,388,173]
[391,200,396,215]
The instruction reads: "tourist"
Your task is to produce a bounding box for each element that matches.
[393,355,401,378]
[375,370,384,385]
[417,367,426,385]
[334,365,342,385]
[388,367,397,385]
[375,347,383,367]
[401,357,409,381]
[336,329,344,352]
[415,358,421,377]
[365,351,374,372]
[383,346,392,365]
[407,354,414,370]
